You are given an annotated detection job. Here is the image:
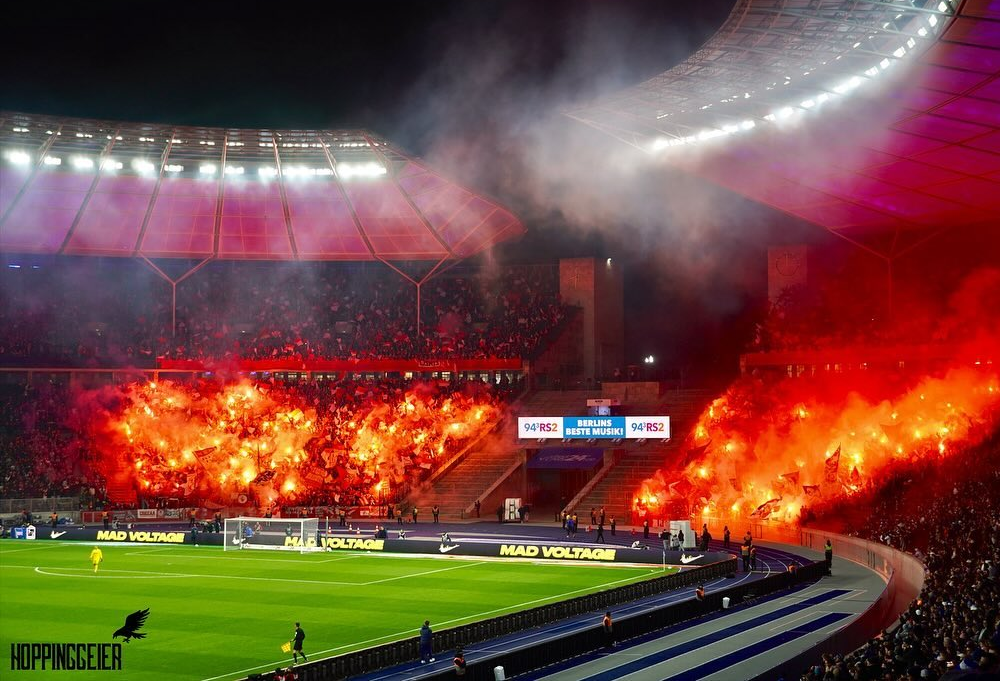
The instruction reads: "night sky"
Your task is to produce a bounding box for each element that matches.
[1,1,731,141]
[1,0,828,376]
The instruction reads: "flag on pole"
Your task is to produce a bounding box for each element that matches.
[750,498,782,519]
[281,641,292,653]
[849,466,861,485]
[881,422,903,440]
[683,441,711,465]
[824,446,841,483]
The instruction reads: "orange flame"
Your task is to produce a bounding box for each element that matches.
[633,367,1000,524]
[89,379,499,506]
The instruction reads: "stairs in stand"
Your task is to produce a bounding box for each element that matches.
[572,388,717,522]
[408,419,521,518]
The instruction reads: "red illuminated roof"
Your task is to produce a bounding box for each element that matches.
[569,0,999,257]
[0,115,524,261]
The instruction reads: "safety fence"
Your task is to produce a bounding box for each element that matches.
[414,562,828,681]
[0,496,80,514]
[246,557,742,680]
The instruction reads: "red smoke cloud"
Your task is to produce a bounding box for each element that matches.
[634,268,1000,524]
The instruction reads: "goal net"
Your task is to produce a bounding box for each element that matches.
[223,516,322,553]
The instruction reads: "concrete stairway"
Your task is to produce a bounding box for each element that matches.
[407,390,603,518]
[407,417,522,518]
[571,388,717,522]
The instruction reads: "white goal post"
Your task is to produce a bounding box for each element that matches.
[223,516,322,554]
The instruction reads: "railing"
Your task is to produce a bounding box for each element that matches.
[738,521,926,680]
[419,562,829,681]
[157,358,525,373]
[0,496,80,514]
[245,558,739,680]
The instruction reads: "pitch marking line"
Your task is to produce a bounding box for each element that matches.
[9,565,366,586]
[124,549,360,564]
[360,560,486,585]
[200,569,662,681]
[34,567,189,579]
[0,543,64,554]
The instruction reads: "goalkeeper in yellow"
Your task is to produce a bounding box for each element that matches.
[89,546,103,573]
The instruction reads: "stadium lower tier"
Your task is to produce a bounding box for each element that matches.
[1,520,869,681]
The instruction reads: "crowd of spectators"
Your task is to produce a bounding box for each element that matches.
[0,374,513,510]
[0,383,106,505]
[753,267,1000,355]
[0,259,568,365]
[805,431,1000,680]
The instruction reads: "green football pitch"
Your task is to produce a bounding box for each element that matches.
[0,541,675,681]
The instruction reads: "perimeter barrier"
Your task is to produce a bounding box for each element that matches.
[410,561,828,681]
[245,557,769,680]
[247,558,738,680]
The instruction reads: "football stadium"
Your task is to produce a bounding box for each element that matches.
[1,1,999,680]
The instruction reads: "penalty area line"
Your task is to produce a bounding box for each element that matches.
[124,549,361,564]
[20,565,365,586]
[360,560,486,585]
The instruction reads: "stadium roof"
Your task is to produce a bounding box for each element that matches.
[568,0,1000,258]
[0,113,525,261]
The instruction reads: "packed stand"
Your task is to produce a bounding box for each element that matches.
[0,374,511,512]
[753,267,1000,354]
[0,259,567,365]
[0,383,107,505]
[804,432,1000,680]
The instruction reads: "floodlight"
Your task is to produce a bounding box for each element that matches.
[199,164,217,175]
[258,166,277,178]
[132,159,155,173]
[164,164,184,173]
[225,166,244,175]
[101,159,123,171]
[43,156,62,166]
[71,156,95,170]
[337,162,386,179]
[4,150,31,165]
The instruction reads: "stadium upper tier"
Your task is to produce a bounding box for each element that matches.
[569,0,999,257]
[0,113,524,260]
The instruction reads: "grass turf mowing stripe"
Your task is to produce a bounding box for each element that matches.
[1,542,674,681]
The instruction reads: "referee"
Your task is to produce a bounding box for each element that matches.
[292,622,307,663]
